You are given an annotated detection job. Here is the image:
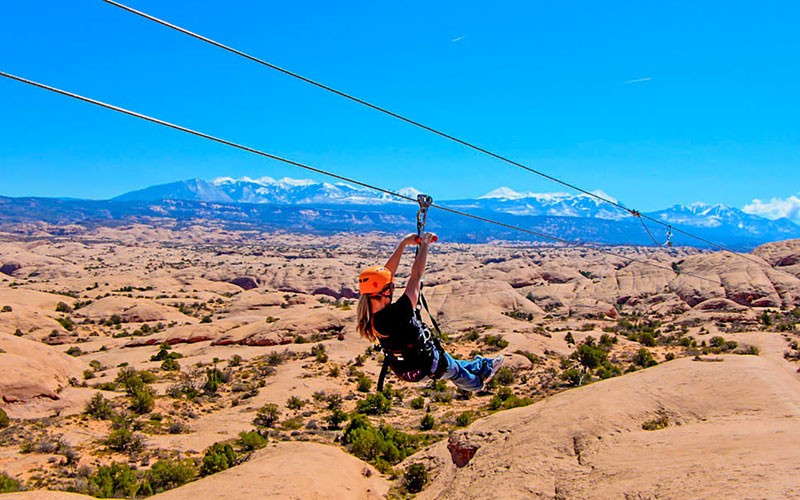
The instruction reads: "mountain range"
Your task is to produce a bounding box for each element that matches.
[2,177,799,250]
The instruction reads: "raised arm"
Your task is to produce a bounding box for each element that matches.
[404,233,435,308]
[384,233,418,275]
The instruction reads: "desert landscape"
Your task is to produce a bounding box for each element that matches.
[1,223,800,499]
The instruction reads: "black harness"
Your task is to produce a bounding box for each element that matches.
[376,293,448,391]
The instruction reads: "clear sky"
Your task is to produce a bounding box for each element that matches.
[1,0,798,216]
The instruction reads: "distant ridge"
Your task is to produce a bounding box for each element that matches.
[2,176,798,250]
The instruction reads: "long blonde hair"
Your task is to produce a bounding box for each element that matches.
[356,295,385,343]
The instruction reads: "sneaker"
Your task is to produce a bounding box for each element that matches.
[478,355,504,390]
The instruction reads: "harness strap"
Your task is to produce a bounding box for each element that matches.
[376,354,391,392]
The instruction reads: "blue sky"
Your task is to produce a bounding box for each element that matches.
[1,0,798,216]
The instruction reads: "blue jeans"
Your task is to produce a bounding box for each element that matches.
[436,351,486,392]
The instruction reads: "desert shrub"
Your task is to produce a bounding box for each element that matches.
[455,411,475,427]
[0,472,20,493]
[342,415,428,473]
[286,396,306,410]
[325,409,349,430]
[356,374,372,392]
[564,332,575,345]
[356,393,391,415]
[0,305,12,313]
[737,344,760,356]
[514,349,540,364]
[85,393,114,420]
[483,334,509,351]
[494,366,515,385]
[561,368,585,387]
[200,442,238,476]
[202,367,225,395]
[709,336,727,348]
[0,408,9,429]
[106,416,145,454]
[167,421,189,434]
[167,377,200,400]
[632,348,658,368]
[57,317,75,331]
[573,337,607,371]
[151,344,183,362]
[642,415,669,431]
[311,344,329,363]
[66,346,83,357]
[665,352,676,361]
[419,413,435,430]
[86,462,140,498]
[161,358,181,371]
[229,354,243,367]
[487,387,533,411]
[126,378,155,415]
[596,360,622,379]
[146,459,196,493]
[409,397,425,410]
[238,431,267,451]
[404,463,428,494]
[253,403,280,428]
[56,301,72,313]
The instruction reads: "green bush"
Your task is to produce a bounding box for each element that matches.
[325,408,348,430]
[106,416,145,454]
[632,348,658,368]
[286,396,306,410]
[356,374,372,392]
[419,413,435,430]
[561,368,585,387]
[342,415,428,473]
[85,393,114,420]
[56,301,72,313]
[573,338,607,370]
[455,411,475,427]
[0,408,9,429]
[253,403,280,428]
[494,366,515,385]
[355,392,391,415]
[312,344,328,363]
[126,380,155,415]
[642,415,669,431]
[161,358,181,371]
[238,431,267,451]
[0,472,20,493]
[146,459,196,493]
[86,462,140,498]
[404,463,428,494]
[409,397,425,410]
[200,442,238,476]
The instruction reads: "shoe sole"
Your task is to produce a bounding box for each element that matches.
[479,356,505,390]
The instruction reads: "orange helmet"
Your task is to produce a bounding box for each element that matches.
[358,265,393,295]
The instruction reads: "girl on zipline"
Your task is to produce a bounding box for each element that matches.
[356,232,504,391]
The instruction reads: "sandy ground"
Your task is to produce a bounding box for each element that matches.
[1,226,799,498]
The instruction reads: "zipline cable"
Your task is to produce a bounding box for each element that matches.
[100,0,767,268]
[0,70,721,285]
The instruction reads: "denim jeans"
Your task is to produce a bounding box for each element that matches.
[437,351,486,392]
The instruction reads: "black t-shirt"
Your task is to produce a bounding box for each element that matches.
[373,294,436,381]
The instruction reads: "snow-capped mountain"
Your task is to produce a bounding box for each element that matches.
[445,187,629,220]
[649,203,800,236]
[115,177,416,205]
[113,179,233,203]
[106,177,800,248]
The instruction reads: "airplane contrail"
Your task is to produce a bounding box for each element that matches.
[624,77,653,84]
